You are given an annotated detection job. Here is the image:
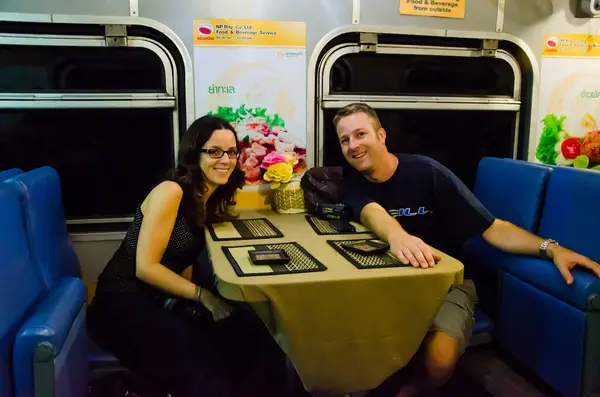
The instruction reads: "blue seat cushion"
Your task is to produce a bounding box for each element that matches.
[53,305,89,397]
[462,237,514,272]
[0,185,45,397]
[13,277,86,397]
[462,238,517,319]
[504,256,600,311]
[538,166,600,262]
[473,308,494,335]
[0,168,22,182]
[6,166,81,289]
[473,158,551,232]
[500,273,585,397]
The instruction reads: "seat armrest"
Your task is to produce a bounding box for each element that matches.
[504,257,600,311]
[14,277,85,360]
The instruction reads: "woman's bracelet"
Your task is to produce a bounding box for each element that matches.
[195,285,202,302]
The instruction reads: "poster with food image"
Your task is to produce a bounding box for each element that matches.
[192,19,307,196]
[535,34,600,171]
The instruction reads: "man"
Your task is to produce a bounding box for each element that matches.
[334,103,600,397]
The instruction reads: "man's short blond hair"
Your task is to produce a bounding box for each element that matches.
[333,103,382,131]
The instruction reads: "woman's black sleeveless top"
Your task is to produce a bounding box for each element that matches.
[94,189,209,298]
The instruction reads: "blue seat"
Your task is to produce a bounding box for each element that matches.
[462,158,553,345]
[6,167,81,287]
[0,184,47,397]
[469,308,494,347]
[4,167,88,397]
[0,168,22,182]
[13,277,88,397]
[499,166,600,397]
[5,166,121,379]
[471,157,552,232]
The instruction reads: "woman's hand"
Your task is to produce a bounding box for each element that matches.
[200,289,234,321]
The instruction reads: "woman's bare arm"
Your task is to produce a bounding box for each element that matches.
[135,181,198,300]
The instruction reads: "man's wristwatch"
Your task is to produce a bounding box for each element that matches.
[539,239,558,260]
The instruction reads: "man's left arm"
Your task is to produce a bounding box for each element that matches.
[482,219,600,285]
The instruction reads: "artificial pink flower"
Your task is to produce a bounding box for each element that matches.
[261,151,287,169]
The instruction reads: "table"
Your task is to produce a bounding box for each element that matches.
[206,209,464,396]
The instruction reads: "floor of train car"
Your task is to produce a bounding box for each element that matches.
[444,345,561,397]
[357,345,560,397]
[88,345,561,397]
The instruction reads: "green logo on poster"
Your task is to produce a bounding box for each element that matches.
[581,89,600,99]
[208,84,236,95]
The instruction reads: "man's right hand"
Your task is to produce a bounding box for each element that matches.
[389,232,441,268]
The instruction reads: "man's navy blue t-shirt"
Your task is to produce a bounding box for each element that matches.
[340,154,495,258]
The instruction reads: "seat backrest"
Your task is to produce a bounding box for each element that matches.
[0,168,22,182]
[0,184,46,397]
[538,166,600,261]
[473,157,552,232]
[4,166,81,290]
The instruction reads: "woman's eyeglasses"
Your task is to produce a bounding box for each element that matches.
[199,148,239,159]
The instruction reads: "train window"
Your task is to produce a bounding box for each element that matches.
[322,109,515,189]
[0,30,185,229]
[0,46,165,92]
[329,53,516,97]
[0,108,174,219]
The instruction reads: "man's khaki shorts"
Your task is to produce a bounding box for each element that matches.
[430,279,478,355]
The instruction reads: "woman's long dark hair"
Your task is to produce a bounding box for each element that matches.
[167,115,245,230]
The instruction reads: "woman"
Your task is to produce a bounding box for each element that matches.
[88,115,284,397]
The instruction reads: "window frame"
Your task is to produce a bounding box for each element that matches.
[321,44,522,101]
[307,27,540,169]
[0,33,180,225]
[315,42,523,167]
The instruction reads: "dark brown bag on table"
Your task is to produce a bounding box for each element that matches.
[300,166,344,214]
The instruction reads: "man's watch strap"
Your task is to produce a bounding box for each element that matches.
[539,239,558,260]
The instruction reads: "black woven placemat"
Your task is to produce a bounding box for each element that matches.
[327,239,409,269]
[222,242,327,277]
[305,216,369,235]
[208,218,283,241]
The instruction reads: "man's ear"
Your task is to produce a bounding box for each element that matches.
[378,128,387,144]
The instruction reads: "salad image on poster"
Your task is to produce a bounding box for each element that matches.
[209,105,307,185]
[536,113,600,170]
[193,19,307,194]
[535,35,600,172]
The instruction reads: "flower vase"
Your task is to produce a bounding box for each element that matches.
[272,180,306,214]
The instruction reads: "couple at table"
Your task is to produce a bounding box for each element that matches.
[88,105,600,397]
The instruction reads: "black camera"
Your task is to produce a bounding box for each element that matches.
[314,202,352,220]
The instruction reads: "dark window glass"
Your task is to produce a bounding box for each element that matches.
[330,53,515,97]
[0,46,165,92]
[323,109,516,189]
[0,109,174,219]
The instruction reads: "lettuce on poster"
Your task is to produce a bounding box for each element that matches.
[536,113,600,170]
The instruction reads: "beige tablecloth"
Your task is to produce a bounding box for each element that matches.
[206,209,464,395]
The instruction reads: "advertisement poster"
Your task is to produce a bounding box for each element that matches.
[535,34,600,171]
[400,0,465,19]
[193,19,307,207]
